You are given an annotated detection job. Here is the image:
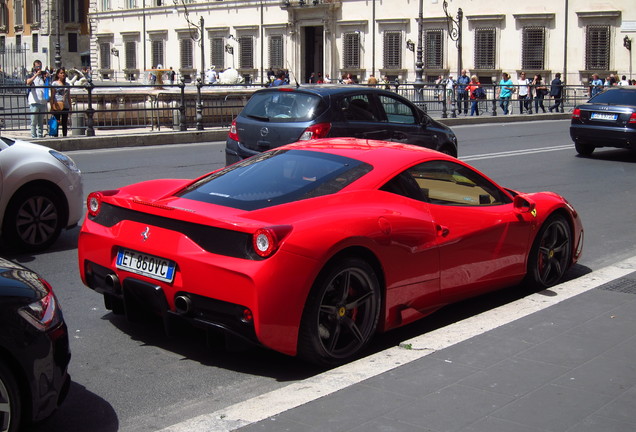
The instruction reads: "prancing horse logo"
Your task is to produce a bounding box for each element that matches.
[141,227,150,241]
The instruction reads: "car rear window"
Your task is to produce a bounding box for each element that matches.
[241,90,326,122]
[589,89,636,106]
[178,149,372,210]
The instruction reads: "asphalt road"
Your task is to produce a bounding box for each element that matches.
[12,119,636,432]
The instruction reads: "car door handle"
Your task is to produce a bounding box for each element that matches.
[436,224,450,237]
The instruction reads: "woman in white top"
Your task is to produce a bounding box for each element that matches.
[50,68,72,137]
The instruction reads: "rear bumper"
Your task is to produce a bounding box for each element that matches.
[570,124,636,149]
[225,138,260,165]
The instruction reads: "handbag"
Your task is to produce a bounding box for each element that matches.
[48,116,59,137]
[51,101,65,111]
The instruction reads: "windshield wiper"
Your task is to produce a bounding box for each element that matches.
[247,114,270,121]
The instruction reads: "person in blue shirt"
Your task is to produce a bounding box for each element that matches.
[498,72,514,115]
[456,70,471,115]
[589,73,604,98]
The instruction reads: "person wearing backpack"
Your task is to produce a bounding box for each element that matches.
[25,59,48,138]
[466,75,482,116]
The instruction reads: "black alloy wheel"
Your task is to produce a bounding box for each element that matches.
[3,185,64,252]
[526,214,572,289]
[0,360,21,432]
[299,257,381,366]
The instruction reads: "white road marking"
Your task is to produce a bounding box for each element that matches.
[461,144,574,161]
[158,255,636,432]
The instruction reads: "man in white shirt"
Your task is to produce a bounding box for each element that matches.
[618,75,630,86]
[25,59,48,138]
[517,72,532,114]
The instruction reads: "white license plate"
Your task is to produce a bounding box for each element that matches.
[590,112,618,121]
[116,248,176,283]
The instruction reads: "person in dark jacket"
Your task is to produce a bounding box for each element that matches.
[548,73,563,113]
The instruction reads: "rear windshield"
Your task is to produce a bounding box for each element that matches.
[178,149,372,210]
[241,90,326,122]
[589,89,636,106]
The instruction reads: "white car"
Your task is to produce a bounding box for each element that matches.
[0,137,83,252]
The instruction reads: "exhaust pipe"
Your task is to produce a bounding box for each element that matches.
[174,295,192,315]
[105,274,121,292]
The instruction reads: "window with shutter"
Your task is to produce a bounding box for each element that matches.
[424,29,443,69]
[586,25,610,70]
[522,27,545,70]
[383,31,401,70]
[474,28,496,69]
[269,35,283,69]
[343,32,360,68]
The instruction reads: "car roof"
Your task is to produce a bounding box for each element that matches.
[255,84,397,98]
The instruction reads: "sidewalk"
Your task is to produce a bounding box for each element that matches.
[159,257,636,432]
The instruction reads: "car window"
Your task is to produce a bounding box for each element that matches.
[381,160,511,206]
[341,95,377,122]
[178,149,373,210]
[241,91,325,122]
[589,89,636,106]
[377,95,417,124]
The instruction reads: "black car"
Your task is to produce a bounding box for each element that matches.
[570,86,636,156]
[0,258,71,432]
[225,85,458,165]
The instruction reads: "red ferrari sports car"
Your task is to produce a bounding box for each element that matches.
[78,138,583,366]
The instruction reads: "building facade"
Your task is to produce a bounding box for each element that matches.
[3,0,634,85]
[0,0,91,76]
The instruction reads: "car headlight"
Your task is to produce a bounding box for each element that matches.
[50,150,81,173]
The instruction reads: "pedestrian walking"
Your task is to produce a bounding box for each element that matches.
[517,72,532,114]
[168,67,176,85]
[498,73,514,115]
[466,75,482,116]
[548,73,563,113]
[50,68,72,137]
[25,59,48,138]
[532,74,547,113]
[456,70,470,115]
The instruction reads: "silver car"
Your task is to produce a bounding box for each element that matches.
[0,137,83,251]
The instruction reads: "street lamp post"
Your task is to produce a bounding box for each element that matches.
[54,0,62,68]
[414,0,424,102]
[442,0,462,118]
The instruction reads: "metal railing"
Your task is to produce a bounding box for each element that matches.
[1,79,591,137]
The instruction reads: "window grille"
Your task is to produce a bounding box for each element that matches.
[343,32,360,68]
[522,27,545,70]
[100,42,111,69]
[151,40,164,68]
[269,35,283,69]
[125,41,136,69]
[586,25,610,70]
[239,36,253,69]
[383,31,401,69]
[474,28,496,69]
[210,37,225,70]
[32,33,37,52]
[100,0,110,11]
[424,29,443,69]
[180,38,193,69]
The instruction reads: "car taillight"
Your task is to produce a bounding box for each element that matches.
[629,112,636,124]
[228,119,240,141]
[572,108,581,119]
[299,122,332,140]
[18,278,62,331]
[252,225,292,258]
[87,192,103,217]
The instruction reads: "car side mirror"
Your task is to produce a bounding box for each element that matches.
[513,194,536,215]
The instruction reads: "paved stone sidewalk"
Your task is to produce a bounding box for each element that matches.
[236,272,636,432]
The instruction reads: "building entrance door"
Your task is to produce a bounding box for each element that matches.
[302,26,324,83]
